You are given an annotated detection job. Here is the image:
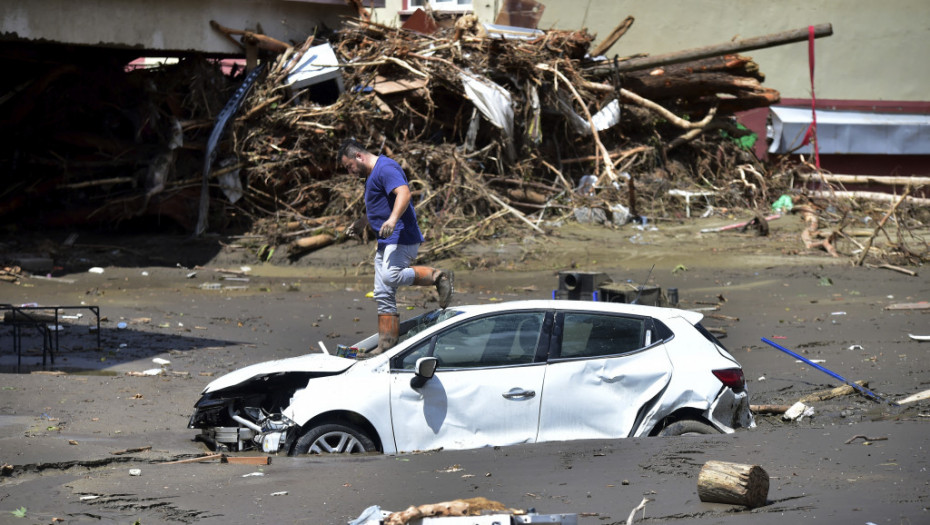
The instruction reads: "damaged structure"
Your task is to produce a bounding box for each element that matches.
[1,1,926,269]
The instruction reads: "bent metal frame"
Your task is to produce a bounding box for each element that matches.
[1,304,100,371]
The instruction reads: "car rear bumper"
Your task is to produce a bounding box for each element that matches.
[707,387,755,432]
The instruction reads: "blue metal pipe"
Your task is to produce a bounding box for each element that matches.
[761,337,898,406]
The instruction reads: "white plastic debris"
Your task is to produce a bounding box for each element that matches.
[152,358,171,366]
[80,495,100,501]
[270,491,288,496]
[349,505,386,525]
[129,469,142,476]
[88,267,105,274]
[782,401,815,421]
[117,322,127,330]
[848,344,864,350]
[140,368,164,376]
[242,472,265,478]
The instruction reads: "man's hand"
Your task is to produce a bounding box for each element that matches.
[345,217,371,241]
[379,217,397,239]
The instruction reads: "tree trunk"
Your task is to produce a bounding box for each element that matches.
[585,23,833,74]
[697,460,769,508]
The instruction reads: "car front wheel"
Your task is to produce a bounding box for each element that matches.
[658,419,721,436]
[291,423,377,455]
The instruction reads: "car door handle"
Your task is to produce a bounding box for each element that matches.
[502,389,536,400]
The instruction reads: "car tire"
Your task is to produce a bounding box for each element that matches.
[291,423,377,455]
[658,419,721,436]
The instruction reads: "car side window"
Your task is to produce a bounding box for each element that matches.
[397,339,432,370]
[430,312,544,369]
[559,313,645,359]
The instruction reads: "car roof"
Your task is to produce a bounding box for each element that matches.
[445,300,703,324]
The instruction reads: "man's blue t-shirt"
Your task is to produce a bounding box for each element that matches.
[365,156,424,247]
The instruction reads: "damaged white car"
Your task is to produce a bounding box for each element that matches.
[188,300,754,455]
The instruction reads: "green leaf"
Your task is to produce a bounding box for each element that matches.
[12,507,26,518]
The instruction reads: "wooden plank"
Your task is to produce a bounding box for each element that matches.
[223,456,272,465]
[885,302,930,311]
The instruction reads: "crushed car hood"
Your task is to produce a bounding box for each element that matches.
[201,353,355,393]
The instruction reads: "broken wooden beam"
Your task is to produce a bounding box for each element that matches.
[587,23,833,74]
[750,404,790,414]
[798,173,930,187]
[799,380,868,404]
[808,190,930,207]
[697,460,769,508]
[590,16,635,57]
[223,455,272,465]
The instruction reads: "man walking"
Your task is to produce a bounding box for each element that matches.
[338,139,453,354]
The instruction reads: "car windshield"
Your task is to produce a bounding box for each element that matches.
[398,308,464,344]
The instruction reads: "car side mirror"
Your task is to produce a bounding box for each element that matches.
[410,357,438,389]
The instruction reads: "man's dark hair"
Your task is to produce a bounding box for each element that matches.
[338,138,367,160]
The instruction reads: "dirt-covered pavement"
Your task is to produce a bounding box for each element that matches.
[1,216,928,524]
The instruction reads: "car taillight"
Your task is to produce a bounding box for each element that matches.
[713,368,746,390]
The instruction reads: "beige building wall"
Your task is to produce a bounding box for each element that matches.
[376,0,929,102]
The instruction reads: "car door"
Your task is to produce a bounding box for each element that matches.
[389,311,548,452]
[536,310,673,443]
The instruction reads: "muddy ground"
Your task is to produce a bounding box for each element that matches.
[1,215,928,525]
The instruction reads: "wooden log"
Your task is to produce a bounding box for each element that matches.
[799,380,867,404]
[585,23,833,74]
[808,190,930,207]
[898,388,930,405]
[290,233,335,253]
[798,173,930,187]
[506,187,548,205]
[697,460,769,508]
[750,404,791,414]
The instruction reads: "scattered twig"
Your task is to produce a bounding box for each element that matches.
[844,435,888,445]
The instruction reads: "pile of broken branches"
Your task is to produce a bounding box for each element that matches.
[229,16,783,260]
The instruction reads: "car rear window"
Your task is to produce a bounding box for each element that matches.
[694,322,728,351]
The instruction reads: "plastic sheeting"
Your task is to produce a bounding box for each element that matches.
[768,106,930,155]
[459,71,514,139]
[557,96,622,135]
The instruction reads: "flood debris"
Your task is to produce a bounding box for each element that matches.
[782,401,815,421]
[762,337,898,406]
[2,16,924,269]
[697,460,769,508]
[158,453,272,465]
[844,434,888,445]
[898,388,930,405]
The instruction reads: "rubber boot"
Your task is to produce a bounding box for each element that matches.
[412,266,455,309]
[371,313,399,356]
